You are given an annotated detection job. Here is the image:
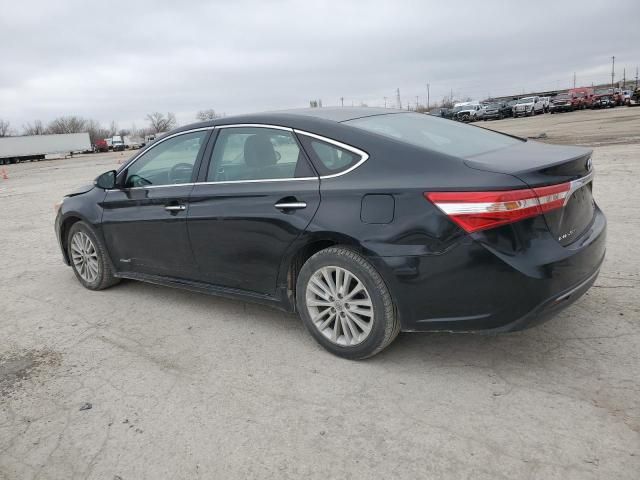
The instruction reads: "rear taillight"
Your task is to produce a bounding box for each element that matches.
[425,182,571,233]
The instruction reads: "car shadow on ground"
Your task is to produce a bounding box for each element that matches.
[108,278,580,370]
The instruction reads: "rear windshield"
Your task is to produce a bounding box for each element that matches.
[344,113,521,158]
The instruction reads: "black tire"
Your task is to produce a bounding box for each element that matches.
[67,221,119,290]
[296,246,400,360]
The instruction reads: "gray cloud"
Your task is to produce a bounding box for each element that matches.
[1,0,638,130]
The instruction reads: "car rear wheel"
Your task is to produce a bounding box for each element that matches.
[296,247,399,359]
[67,222,119,290]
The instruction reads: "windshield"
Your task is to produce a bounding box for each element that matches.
[344,112,522,158]
[485,103,501,109]
[517,97,535,104]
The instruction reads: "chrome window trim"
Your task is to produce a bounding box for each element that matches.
[117,124,370,189]
[194,177,317,186]
[564,169,594,206]
[215,123,294,132]
[293,129,370,179]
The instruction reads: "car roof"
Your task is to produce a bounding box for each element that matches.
[170,107,408,136]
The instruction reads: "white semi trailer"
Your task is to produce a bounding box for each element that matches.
[0,132,91,165]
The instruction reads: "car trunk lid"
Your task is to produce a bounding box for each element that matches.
[464,141,595,245]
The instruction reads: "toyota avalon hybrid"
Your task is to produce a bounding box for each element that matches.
[55,108,606,359]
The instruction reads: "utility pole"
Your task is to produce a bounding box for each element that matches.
[396,88,402,109]
[340,97,344,107]
[383,96,387,108]
[415,95,419,111]
[636,66,639,89]
[623,68,626,88]
[426,83,430,110]
[611,56,615,88]
[573,72,576,89]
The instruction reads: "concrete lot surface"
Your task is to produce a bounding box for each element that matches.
[1,108,639,479]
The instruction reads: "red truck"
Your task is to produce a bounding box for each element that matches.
[568,87,594,109]
[549,92,581,112]
[93,139,109,153]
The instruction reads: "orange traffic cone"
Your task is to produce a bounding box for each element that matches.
[1,168,8,180]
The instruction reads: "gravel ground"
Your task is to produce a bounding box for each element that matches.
[1,108,639,479]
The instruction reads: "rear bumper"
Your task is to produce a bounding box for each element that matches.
[370,207,606,333]
[550,105,573,111]
[486,265,600,333]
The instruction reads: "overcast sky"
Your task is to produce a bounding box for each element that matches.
[1,0,638,131]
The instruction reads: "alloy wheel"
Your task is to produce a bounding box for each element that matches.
[305,266,374,346]
[70,231,99,283]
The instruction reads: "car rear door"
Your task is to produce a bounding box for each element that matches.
[101,129,211,278]
[187,125,320,296]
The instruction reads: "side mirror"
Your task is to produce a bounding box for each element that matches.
[95,170,116,189]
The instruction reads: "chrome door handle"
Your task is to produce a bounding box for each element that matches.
[165,205,186,212]
[274,201,307,210]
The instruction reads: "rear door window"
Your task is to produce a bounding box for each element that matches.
[206,127,315,182]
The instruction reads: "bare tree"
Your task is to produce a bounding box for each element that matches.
[117,128,131,138]
[0,119,11,137]
[146,112,177,133]
[85,119,109,145]
[23,120,46,136]
[109,120,118,137]
[46,116,88,134]
[196,109,218,121]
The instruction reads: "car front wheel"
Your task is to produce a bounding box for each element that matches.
[296,247,400,359]
[67,221,119,290]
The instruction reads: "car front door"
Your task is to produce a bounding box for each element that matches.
[187,125,320,296]
[101,129,211,278]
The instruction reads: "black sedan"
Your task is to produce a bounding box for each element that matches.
[55,108,606,359]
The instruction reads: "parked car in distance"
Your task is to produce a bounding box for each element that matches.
[549,93,579,113]
[482,102,512,120]
[513,96,545,116]
[429,107,453,119]
[453,104,484,122]
[612,88,625,106]
[94,139,109,152]
[54,107,606,359]
[568,87,594,109]
[591,89,616,109]
[539,96,551,113]
[112,136,125,152]
[626,88,640,106]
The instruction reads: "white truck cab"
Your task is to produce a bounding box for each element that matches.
[513,96,545,116]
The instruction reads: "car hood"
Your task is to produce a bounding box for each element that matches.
[65,183,94,197]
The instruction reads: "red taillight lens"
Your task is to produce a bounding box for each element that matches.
[425,182,571,233]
